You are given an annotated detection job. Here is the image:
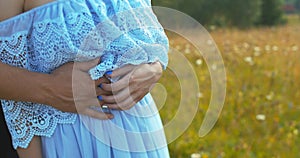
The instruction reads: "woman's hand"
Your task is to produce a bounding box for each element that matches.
[46,59,113,119]
[100,62,163,110]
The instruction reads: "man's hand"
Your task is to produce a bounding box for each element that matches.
[46,59,113,119]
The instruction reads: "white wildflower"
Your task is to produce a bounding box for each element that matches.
[266,92,274,101]
[292,46,298,52]
[212,64,217,71]
[244,57,254,65]
[209,25,216,31]
[256,114,266,121]
[191,153,201,158]
[185,48,191,54]
[254,46,261,52]
[243,42,250,49]
[244,57,252,62]
[272,45,279,51]
[196,59,203,66]
[197,92,204,98]
[175,45,181,51]
[207,39,213,46]
[293,129,298,136]
[265,45,271,52]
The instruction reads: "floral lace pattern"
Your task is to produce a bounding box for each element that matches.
[0,0,168,149]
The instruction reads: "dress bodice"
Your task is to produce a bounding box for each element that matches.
[0,0,168,149]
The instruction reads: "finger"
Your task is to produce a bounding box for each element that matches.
[96,87,113,96]
[100,86,132,103]
[83,108,114,120]
[108,64,137,78]
[95,76,111,87]
[119,94,145,110]
[101,81,147,104]
[108,98,136,111]
[101,72,132,92]
[77,58,100,71]
[107,91,143,110]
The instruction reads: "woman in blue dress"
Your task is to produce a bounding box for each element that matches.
[0,0,170,157]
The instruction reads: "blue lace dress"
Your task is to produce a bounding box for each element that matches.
[0,0,169,157]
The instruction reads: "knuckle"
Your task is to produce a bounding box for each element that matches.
[129,75,136,83]
[112,96,119,102]
[108,85,114,91]
[121,105,130,110]
[111,85,119,92]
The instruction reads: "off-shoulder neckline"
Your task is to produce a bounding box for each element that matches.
[0,0,63,26]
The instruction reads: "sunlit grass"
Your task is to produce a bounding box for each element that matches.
[153,17,300,157]
[285,14,300,25]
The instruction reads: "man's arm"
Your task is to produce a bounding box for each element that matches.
[0,62,52,104]
[0,60,114,119]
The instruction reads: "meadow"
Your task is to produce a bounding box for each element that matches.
[152,15,300,157]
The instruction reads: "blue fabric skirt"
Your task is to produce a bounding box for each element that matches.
[41,94,169,158]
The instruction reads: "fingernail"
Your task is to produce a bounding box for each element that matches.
[98,83,102,88]
[108,114,114,119]
[105,71,113,75]
[97,96,103,101]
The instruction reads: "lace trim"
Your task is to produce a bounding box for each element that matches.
[1,100,76,149]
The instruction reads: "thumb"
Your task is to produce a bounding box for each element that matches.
[77,58,100,71]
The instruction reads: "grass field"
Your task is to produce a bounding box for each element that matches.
[152,16,300,157]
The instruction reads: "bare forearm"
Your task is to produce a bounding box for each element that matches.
[0,62,51,104]
[0,60,114,119]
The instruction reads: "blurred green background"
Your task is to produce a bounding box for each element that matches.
[152,0,300,28]
[150,0,300,157]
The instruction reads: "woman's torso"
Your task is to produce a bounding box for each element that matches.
[0,0,168,149]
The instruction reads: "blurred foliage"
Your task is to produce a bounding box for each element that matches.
[259,0,286,26]
[152,0,287,28]
[296,0,300,11]
[224,0,262,28]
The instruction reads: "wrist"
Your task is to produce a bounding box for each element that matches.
[0,63,56,105]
